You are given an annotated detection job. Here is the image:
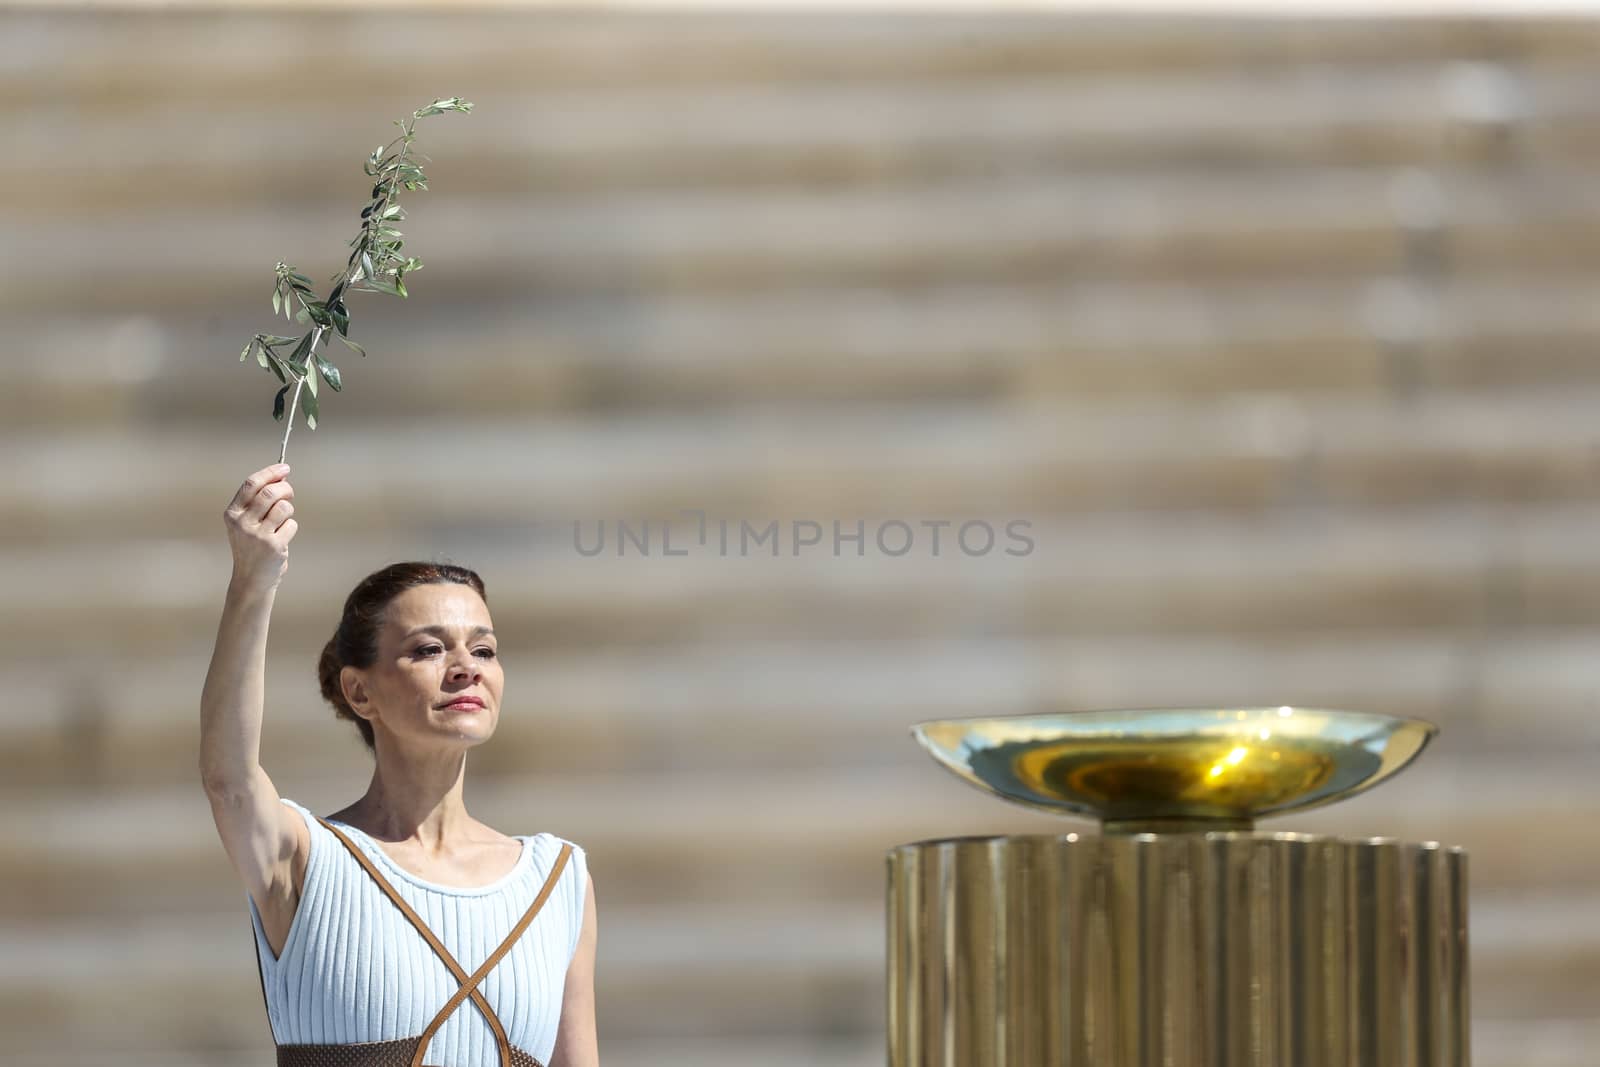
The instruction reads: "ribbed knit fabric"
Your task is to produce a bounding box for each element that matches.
[247,797,587,1067]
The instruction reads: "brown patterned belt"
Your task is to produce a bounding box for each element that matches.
[272,1034,546,1067]
[251,816,572,1067]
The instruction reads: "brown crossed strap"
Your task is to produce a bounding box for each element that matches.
[317,817,572,1067]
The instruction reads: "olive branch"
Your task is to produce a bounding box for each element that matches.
[238,96,473,463]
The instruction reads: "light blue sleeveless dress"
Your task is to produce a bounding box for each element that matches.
[246,797,587,1067]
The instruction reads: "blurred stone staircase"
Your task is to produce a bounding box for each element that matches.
[2,8,1599,1066]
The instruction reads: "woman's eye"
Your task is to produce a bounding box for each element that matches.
[414,644,495,658]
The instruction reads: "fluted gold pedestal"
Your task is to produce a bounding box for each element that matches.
[888,832,1468,1067]
[892,708,1466,1067]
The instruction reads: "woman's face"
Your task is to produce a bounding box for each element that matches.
[343,582,503,748]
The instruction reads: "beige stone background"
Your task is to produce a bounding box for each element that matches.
[2,4,1598,1065]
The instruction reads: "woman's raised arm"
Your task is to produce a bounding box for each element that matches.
[200,462,297,790]
[199,464,308,948]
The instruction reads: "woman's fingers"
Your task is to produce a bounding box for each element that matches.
[227,464,291,517]
[261,497,295,531]
[246,481,295,525]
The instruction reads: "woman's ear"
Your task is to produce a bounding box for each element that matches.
[340,664,375,723]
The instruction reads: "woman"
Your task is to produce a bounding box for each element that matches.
[199,463,599,1067]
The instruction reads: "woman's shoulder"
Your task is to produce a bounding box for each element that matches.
[273,795,321,834]
[521,833,590,958]
[526,830,587,861]
[525,832,588,889]
[276,795,336,824]
[275,796,354,844]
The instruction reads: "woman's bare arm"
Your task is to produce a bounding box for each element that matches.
[200,575,280,789]
[199,464,306,928]
[549,874,600,1067]
[200,461,295,788]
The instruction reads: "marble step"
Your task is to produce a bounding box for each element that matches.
[4,630,1598,790]
[13,282,1600,432]
[7,502,1600,650]
[11,55,1600,242]
[4,385,1600,545]
[0,886,1592,1050]
[18,12,1600,104]
[16,167,1600,317]
[5,754,1598,925]
[13,49,1600,167]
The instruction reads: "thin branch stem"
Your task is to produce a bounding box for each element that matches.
[278,325,327,464]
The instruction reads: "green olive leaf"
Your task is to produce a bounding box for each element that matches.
[316,354,344,391]
[288,330,315,365]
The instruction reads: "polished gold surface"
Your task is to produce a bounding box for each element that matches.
[886,834,1469,1067]
[912,707,1437,831]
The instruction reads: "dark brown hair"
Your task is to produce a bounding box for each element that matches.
[317,561,488,754]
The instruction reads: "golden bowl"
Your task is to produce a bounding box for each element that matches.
[911,707,1437,832]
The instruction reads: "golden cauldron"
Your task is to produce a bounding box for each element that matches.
[888,707,1464,1067]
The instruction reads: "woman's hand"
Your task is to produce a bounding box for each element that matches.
[224,463,298,593]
